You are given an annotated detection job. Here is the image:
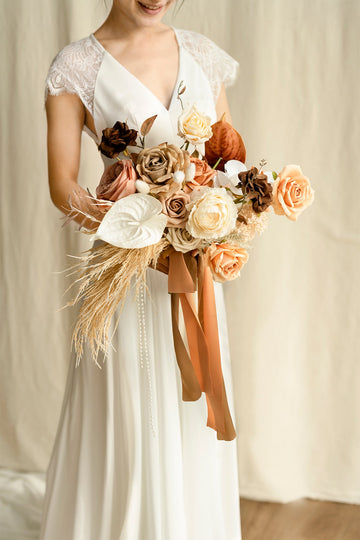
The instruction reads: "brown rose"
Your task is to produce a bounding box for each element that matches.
[183,157,216,193]
[96,159,137,201]
[237,167,273,213]
[272,165,314,221]
[204,242,249,283]
[135,142,190,195]
[159,189,190,227]
[98,121,138,158]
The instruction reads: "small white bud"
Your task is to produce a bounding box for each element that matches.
[173,170,185,184]
[135,179,150,194]
[184,162,196,183]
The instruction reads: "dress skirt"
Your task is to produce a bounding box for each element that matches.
[39,258,242,540]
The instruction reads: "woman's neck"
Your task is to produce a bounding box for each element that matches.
[95,4,170,44]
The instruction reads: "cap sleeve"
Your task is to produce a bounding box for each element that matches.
[44,47,77,101]
[44,36,104,116]
[176,29,239,103]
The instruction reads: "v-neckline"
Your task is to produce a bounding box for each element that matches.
[90,26,182,114]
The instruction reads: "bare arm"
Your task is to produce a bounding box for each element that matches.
[45,93,100,230]
[215,83,233,125]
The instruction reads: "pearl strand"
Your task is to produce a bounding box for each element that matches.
[137,280,156,438]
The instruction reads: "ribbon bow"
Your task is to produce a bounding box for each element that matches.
[153,247,236,441]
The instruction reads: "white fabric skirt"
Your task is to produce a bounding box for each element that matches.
[39,261,242,540]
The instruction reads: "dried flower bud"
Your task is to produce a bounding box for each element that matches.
[238,167,273,213]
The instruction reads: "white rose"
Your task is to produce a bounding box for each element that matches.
[185,187,238,240]
[178,104,213,145]
[165,227,203,253]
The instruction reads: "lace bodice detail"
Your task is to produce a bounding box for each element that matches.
[44,36,104,116]
[176,29,238,102]
[44,28,239,116]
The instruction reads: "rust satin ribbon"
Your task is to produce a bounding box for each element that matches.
[152,247,236,441]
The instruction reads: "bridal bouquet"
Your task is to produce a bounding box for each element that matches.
[63,83,315,440]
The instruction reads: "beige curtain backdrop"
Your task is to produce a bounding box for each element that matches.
[1,0,359,505]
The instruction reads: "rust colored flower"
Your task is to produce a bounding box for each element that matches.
[183,157,216,193]
[238,167,273,213]
[96,159,137,201]
[98,121,138,158]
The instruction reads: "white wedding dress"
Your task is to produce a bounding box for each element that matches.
[40,26,242,540]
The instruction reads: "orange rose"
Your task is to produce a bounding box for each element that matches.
[204,242,249,283]
[183,157,216,193]
[272,165,314,221]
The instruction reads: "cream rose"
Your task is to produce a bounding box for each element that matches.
[204,243,249,282]
[272,165,314,221]
[178,104,213,145]
[165,227,203,253]
[185,187,237,240]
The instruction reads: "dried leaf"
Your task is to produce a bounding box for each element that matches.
[178,83,186,96]
[140,114,157,137]
[205,114,246,171]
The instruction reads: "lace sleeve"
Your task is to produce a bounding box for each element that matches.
[176,29,239,103]
[44,36,104,117]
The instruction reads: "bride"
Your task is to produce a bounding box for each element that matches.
[40,1,242,538]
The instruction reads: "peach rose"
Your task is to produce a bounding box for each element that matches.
[183,157,216,193]
[96,159,137,201]
[272,165,314,221]
[204,243,249,283]
[178,104,213,145]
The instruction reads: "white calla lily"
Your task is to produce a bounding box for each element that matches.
[91,193,167,249]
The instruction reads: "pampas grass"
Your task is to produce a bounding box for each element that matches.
[61,238,170,367]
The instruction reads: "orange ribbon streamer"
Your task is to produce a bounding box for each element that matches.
[153,248,236,441]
